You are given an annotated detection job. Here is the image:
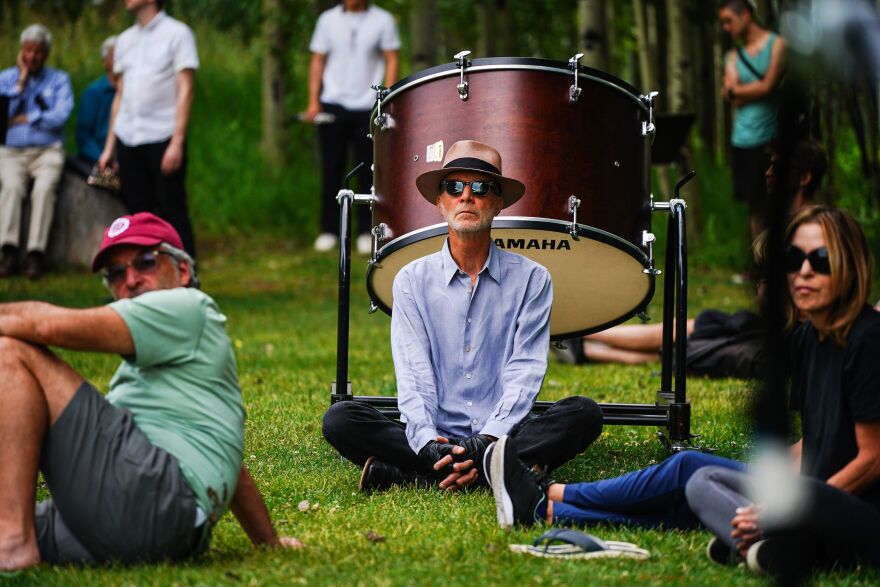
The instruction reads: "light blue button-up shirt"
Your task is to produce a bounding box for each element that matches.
[1,66,73,147]
[392,239,553,453]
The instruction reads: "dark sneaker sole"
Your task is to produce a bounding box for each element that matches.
[489,436,515,529]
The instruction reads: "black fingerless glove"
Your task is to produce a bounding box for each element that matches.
[452,434,493,471]
[418,441,458,477]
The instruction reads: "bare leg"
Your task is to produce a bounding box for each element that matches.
[0,337,83,571]
[582,341,661,364]
[585,319,695,353]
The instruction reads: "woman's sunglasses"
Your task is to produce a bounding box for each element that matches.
[441,179,500,197]
[784,245,831,275]
[102,250,172,284]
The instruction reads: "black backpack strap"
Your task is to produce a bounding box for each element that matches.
[736,45,764,81]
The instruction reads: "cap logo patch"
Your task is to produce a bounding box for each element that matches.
[108,218,130,238]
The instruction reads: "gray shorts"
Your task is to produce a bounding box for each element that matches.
[36,381,210,565]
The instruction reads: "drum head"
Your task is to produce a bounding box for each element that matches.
[367,219,654,338]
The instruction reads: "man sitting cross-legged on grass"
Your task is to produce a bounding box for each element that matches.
[322,140,603,493]
[0,212,299,571]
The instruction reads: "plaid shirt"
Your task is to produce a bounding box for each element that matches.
[1,65,73,148]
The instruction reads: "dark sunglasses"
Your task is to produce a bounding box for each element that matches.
[102,250,172,284]
[784,245,831,275]
[441,179,499,197]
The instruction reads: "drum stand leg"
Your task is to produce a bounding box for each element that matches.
[331,164,369,403]
[655,200,701,452]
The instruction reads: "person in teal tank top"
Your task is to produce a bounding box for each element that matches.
[0,212,300,571]
[719,0,787,241]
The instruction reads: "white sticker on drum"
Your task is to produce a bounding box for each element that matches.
[426,140,444,163]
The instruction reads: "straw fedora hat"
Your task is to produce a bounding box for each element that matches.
[415,140,525,208]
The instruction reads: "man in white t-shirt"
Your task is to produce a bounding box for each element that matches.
[98,0,198,258]
[304,0,400,254]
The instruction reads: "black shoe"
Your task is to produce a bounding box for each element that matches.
[550,338,588,365]
[0,245,19,277]
[706,537,741,566]
[24,251,45,280]
[485,436,552,528]
[359,457,430,493]
[746,538,809,581]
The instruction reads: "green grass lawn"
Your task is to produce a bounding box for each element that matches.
[1,236,878,586]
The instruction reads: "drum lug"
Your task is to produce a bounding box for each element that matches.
[568,53,584,103]
[371,222,389,264]
[371,84,391,131]
[454,50,472,100]
[640,91,659,135]
[636,311,651,322]
[642,230,662,275]
[369,301,379,314]
[567,195,581,240]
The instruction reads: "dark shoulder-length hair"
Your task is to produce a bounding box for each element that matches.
[784,205,873,345]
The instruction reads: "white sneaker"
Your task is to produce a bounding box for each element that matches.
[314,233,338,252]
[356,233,372,256]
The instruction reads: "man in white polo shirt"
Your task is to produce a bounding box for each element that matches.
[304,0,400,255]
[98,0,198,257]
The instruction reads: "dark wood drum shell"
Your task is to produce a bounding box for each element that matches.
[371,58,651,248]
[367,58,654,337]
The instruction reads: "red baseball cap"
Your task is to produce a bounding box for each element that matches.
[92,213,184,272]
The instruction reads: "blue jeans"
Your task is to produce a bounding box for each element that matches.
[553,451,745,529]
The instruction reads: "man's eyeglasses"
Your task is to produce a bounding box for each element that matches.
[441,179,500,197]
[102,250,172,284]
[784,245,831,275]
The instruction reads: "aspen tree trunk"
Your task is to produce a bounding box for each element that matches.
[631,0,654,92]
[261,0,289,165]
[577,0,608,71]
[410,0,437,71]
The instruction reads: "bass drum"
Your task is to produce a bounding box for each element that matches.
[366,57,654,338]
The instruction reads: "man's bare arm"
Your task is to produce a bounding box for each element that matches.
[230,465,302,548]
[98,74,124,172]
[304,53,326,122]
[730,37,787,104]
[0,302,133,354]
[160,69,195,175]
[383,50,399,88]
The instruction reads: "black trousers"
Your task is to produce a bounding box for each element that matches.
[322,396,603,481]
[317,103,373,236]
[116,138,196,257]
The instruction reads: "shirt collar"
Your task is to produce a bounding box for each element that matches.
[140,10,166,31]
[441,239,501,285]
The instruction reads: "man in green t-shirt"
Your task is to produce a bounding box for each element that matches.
[0,212,299,571]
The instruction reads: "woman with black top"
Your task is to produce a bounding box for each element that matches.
[685,205,880,579]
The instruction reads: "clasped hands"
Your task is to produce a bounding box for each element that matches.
[730,504,763,557]
[418,434,494,491]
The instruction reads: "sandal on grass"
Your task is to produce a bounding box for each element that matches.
[509,528,650,560]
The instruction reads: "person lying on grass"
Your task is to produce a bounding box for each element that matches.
[486,205,880,580]
[0,212,299,572]
[322,140,603,493]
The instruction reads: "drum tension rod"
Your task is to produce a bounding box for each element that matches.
[371,84,390,130]
[454,50,471,100]
[567,196,581,240]
[640,91,659,136]
[568,53,584,103]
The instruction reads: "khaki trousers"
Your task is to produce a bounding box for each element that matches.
[0,144,64,252]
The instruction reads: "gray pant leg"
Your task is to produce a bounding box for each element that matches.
[685,466,752,549]
[34,501,96,565]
